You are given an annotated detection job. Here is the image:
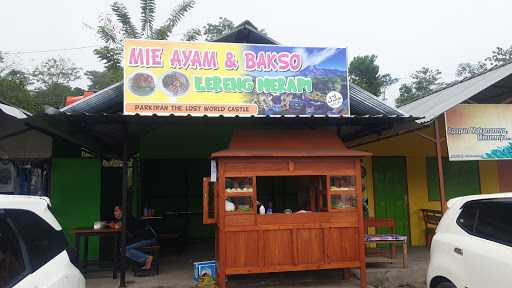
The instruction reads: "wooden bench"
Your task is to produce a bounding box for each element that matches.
[421,209,442,247]
[364,217,408,268]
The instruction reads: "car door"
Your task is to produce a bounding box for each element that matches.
[458,199,512,288]
[7,209,84,288]
[0,210,30,288]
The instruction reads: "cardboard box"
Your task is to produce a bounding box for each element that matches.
[193,260,217,282]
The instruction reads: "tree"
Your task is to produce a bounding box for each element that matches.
[486,46,512,67]
[379,73,399,99]
[31,57,81,89]
[0,70,36,113]
[30,57,83,110]
[0,53,37,112]
[456,61,488,79]
[396,67,443,106]
[182,28,202,41]
[202,17,235,41]
[84,69,123,91]
[349,55,397,97]
[94,0,196,70]
[32,83,83,110]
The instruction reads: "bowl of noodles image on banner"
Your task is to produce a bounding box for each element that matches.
[127,71,156,97]
[160,71,190,97]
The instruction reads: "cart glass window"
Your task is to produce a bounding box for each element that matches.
[224,177,255,213]
[329,176,357,210]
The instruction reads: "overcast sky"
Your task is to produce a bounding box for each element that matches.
[2,0,512,105]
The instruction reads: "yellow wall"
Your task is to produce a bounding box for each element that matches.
[479,161,499,194]
[357,122,500,246]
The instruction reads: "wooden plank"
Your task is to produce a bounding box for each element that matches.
[258,230,264,268]
[225,261,360,275]
[325,227,358,263]
[222,157,357,176]
[262,230,294,267]
[356,159,367,288]
[225,231,259,269]
[322,227,329,264]
[292,228,298,265]
[225,222,358,232]
[296,228,324,265]
[225,214,256,226]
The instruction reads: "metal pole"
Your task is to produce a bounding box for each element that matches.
[434,118,447,213]
[119,142,128,287]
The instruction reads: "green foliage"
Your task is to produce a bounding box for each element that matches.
[140,0,156,38]
[84,69,123,91]
[202,17,235,41]
[0,55,84,113]
[349,55,397,97]
[111,2,139,39]
[153,0,196,40]
[94,0,196,70]
[33,83,84,110]
[486,46,512,67]
[0,73,36,113]
[379,73,398,90]
[453,45,512,81]
[456,61,488,79]
[396,67,443,106]
[31,57,81,89]
[94,46,122,72]
[182,28,202,41]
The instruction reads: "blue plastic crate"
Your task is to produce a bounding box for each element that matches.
[193,260,217,282]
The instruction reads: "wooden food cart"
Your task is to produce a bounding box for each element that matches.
[203,129,371,287]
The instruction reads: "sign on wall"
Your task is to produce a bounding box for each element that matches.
[123,39,349,116]
[445,104,512,160]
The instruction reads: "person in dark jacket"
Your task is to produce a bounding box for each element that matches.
[108,206,157,270]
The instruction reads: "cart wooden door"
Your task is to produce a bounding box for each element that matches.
[202,177,216,224]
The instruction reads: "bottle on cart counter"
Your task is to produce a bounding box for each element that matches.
[259,204,266,215]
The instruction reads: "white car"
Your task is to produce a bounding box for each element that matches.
[427,193,512,288]
[0,195,85,288]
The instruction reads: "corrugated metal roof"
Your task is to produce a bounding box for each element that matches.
[349,84,405,116]
[0,99,31,118]
[400,62,512,123]
[61,82,123,115]
[59,81,407,117]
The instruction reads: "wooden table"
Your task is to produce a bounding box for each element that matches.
[365,234,408,268]
[70,227,121,279]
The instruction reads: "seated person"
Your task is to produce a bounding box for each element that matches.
[108,205,157,271]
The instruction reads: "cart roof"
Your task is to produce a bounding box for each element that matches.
[212,128,371,158]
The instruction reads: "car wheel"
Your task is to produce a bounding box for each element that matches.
[435,282,456,288]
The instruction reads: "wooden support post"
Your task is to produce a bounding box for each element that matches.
[434,118,447,213]
[119,142,129,287]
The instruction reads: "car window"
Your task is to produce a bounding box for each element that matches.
[0,217,27,288]
[474,201,512,247]
[7,209,68,271]
[457,203,478,233]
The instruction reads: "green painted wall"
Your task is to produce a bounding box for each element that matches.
[51,158,102,259]
[140,124,234,158]
[140,125,234,240]
[427,157,480,201]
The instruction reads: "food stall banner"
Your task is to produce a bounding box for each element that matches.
[123,39,349,116]
[445,104,512,160]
